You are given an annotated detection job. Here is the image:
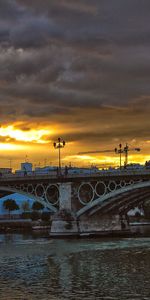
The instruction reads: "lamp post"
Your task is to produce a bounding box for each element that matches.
[53,137,66,175]
[115,144,123,170]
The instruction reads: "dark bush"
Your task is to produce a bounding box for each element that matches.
[3,199,19,212]
[21,212,32,219]
[143,200,150,219]
[135,211,141,218]
[32,202,44,211]
[58,209,74,221]
[3,199,19,219]
[31,211,40,221]
[41,212,51,222]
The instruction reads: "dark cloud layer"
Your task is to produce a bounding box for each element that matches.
[0,0,150,148]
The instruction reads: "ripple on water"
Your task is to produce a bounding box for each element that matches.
[0,235,149,300]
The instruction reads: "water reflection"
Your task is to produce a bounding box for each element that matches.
[0,235,149,299]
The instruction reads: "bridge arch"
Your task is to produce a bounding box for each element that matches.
[0,186,57,213]
[77,180,150,217]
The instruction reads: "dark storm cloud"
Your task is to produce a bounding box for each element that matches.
[10,17,61,49]
[0,0,150,145]
[16,0,150,46]
[0,0,24,20]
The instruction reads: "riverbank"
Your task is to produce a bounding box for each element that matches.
[0,219,50,233]
[0,219,150,238]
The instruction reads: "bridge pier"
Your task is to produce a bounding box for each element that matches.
[59,182,72,211]
[50,182,78,236]
[78,213,130,235]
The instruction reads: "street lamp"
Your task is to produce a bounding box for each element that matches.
[115,144,123,170]
[53,137,66,175]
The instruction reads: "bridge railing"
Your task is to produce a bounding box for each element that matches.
[0,168,150,181]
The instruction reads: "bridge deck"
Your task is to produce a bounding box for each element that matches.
[0,169,150,184]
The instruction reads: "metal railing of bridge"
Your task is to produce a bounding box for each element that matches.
[0,168,150,181]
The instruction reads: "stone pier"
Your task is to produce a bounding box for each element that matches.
[78,214,124,233]
[59,183,72,211]
[50,182,78,236]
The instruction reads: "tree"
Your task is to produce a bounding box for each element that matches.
[41,211,51,222]
[3,199,19,218]
[22,200,30,212]
[32,201,44,211]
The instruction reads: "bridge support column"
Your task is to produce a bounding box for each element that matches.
[78,213,130,235]
[50,182,78,236]
[59,182,72,211]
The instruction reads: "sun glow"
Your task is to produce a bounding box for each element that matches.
[0,143,27,151]
[0,125,52,143]
[0,123,149,169]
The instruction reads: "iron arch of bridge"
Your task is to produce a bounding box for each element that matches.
[77,180,150,217]
[0,186,57,213]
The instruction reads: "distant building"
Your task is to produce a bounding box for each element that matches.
[15,162,33,176]
[34,166,57,175]
[125,163,144,170]
[0,168,12,175]
[21,162,32,172]
[67,167,100,175]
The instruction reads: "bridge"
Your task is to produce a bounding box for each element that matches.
[0,169,150,235]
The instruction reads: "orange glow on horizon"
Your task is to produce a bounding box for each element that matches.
[0,123,149,170]
[63,153,149,168]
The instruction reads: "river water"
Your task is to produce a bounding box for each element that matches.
[0,234,150,300]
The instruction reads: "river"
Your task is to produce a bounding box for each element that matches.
[0,234,149,300]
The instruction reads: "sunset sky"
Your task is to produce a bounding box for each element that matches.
[0,0,150,169]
